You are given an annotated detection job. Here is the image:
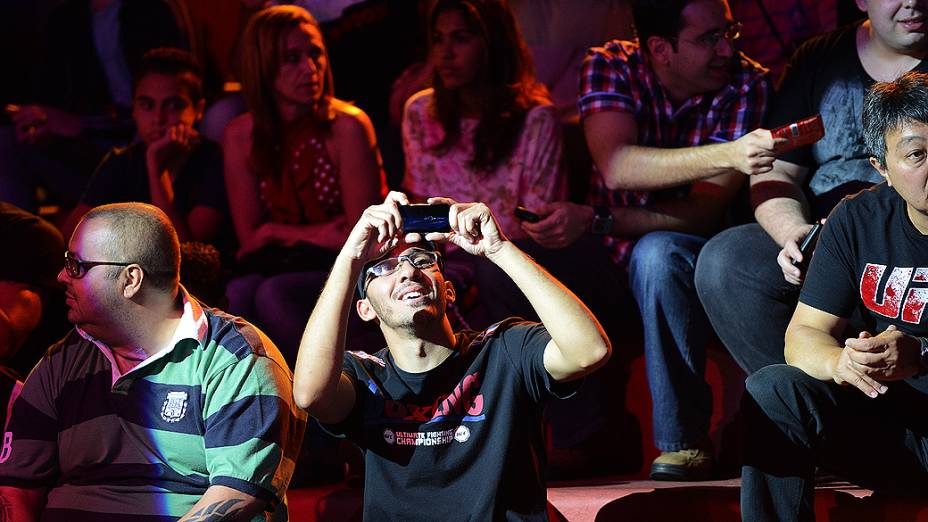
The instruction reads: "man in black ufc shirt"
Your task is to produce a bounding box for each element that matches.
[292,192,611,521]
[741,72,928,521]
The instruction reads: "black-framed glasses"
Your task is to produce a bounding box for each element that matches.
[674,21,742,49]
[363,249,440,292]
[63,250,134,279]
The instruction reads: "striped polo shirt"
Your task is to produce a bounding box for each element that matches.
[0,290,306,521]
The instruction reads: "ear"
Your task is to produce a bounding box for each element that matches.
[855,0,867,13]
[122,265,144,298]
[356,298,379,323]
[444,280,456,304]
[869,156,891,186]
[646,35,673,65]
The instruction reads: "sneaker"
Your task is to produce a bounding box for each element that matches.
[649,446,714,481]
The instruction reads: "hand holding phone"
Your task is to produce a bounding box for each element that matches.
[513,205,541,223]
[792,220,824,268]
[398,204,451,233]
[772,114,825,154]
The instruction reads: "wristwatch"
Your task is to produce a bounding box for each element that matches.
[591,205,614,235]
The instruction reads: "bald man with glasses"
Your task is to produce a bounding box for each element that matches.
[0,202,306,522]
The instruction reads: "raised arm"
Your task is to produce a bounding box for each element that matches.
[293,192,409,422]
[429,200,612,382]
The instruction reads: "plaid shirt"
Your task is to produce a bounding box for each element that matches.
[578,39,770,264]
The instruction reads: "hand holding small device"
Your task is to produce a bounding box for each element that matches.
[513,205,541,223]
[771,114,825,154]
[399,203,451,233]
[792,220,824,269]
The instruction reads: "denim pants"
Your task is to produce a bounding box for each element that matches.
[741,365,928,522]
[694,223,800,374]
[628,231,711,452]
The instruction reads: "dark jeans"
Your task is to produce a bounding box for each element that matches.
[741,365,928,522]
[628,231,712,451]
[695,223,800,374]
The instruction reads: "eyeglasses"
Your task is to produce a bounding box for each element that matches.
[674,21,742,49]
[63,250,134,279]
[363,249,440,293]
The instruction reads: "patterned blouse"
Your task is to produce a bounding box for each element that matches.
[258,118,343,225]
[402,89,566,239]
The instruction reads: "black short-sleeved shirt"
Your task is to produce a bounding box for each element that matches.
[767,24,928,201]
[325,319,576,521]
[801,183,928,339]
[82,140,227,216]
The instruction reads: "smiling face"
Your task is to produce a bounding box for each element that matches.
[57,218,127,338]
[132,72,203,145]
[871,119,928,230]
[431,8,486,90]
[358,244,454,330]
[860,0,928,52]
[273,22,328,111]
[663,0,737,97]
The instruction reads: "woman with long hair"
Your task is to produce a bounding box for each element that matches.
[224,5,386,364]
[402,0,565,239]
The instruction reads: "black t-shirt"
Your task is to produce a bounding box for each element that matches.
[767,24,928,209]
[82,139,227,216]
[326,319,575,521]
[801,183,928,342]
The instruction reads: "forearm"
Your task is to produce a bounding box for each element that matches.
[487,242,610,372]
[293,253,358,416]
[146,163,192,242]
[604,142,737,191]
[784,323,842,381]
[755,196,810,247]
[178,485,264,522]
[0,486,46,522]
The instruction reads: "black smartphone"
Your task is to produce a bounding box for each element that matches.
[792,220,823,268]
[399,204,451,233]
[513,205,541,223]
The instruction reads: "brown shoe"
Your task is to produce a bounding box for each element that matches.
[649,446,714,481]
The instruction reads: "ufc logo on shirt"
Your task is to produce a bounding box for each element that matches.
[861,264,928,324]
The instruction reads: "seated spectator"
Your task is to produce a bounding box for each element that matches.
[402,0,565,241]
[292,192,611,520]
[65,48,229,252]
[0,203,67,426]
[478,0,775,480]
[742,72,928,521]
[0,202,306,520]
[696,0,928,376]
[0,0,183,212]
[223,5,386,364]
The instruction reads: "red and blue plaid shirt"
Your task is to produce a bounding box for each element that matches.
[578,39,770,264]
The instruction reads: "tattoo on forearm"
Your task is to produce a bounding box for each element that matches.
[181,499,247,521]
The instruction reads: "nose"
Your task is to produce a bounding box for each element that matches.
[716,36,735,58]
[57,267,69,285]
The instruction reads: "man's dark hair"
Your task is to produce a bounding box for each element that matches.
[134,47,204,102]
[632,0,692,52]
[863,72,928,168]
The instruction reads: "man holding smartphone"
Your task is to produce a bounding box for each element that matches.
[741,71,928,522]
[292,192,611,520]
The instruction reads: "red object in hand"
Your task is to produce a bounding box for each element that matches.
[771,114,825,154]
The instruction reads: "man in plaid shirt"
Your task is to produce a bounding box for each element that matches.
[514,0,775,481]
